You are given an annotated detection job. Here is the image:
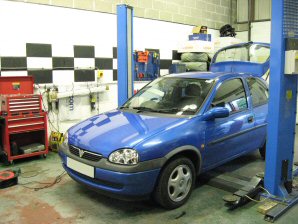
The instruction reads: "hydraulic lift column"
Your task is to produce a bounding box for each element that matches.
[265,0,298,198]
[117,4,134,106]
[263,0,298,221]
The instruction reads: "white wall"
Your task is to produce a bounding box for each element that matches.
[0,1,220,133]
[48,81,148,133]
[235,21,271,44]
[237,0,249,22]
[236,31,249,42]
[251,21,271,43]
[254,0,271,21]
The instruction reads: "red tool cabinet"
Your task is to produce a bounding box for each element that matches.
[0,76,35,95]
[0,77,48,164]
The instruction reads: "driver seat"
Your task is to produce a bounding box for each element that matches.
[179,84,202,109]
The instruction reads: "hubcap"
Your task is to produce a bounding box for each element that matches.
[167,164,192,202]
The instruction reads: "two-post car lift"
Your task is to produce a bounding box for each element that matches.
[115,2,298,222]
[263,0,298,222]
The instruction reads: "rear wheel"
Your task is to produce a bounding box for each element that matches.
[154,157,195,209]
[259,141,266,160]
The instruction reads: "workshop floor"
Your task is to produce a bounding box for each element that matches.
[1,142,298,224]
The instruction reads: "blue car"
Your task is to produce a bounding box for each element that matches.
[59,42,270,209]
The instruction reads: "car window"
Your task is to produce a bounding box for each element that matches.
[123,77,214,115]
[211,78,248,113]
[215,44,270,64]
[247,78,269,107]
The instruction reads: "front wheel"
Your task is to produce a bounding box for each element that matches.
[154,157,196,209]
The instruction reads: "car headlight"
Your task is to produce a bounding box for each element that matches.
[108,149,139,165]
[63,131,68,145]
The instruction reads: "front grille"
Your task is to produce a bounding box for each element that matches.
[69,145,80,156]
[69,145,102,162]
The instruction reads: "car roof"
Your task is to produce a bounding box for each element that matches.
[167,71,254,81]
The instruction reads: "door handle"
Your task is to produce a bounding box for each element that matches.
[248,116,254,123]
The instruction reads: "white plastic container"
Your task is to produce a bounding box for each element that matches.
[214,37,242,53]
[178,40,214,53]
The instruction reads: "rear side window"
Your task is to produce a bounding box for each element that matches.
[247,78,269,107]
[212,78,248,113]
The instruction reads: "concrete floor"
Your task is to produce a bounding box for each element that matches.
[1,144,298,224]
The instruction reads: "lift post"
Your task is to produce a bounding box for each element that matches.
[263,0,298,221]
[117,4,134,106]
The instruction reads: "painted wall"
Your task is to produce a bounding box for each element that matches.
[236,0,271,23]
[236,31,249,42]
[254,0,271,21]
[251,21,271,43]
[18,0,236,29]
[0,1,222,134]
[233,21,271,44]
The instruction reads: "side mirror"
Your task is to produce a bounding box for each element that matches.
[204,107,229,120]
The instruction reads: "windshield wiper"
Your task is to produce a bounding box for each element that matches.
[119,106,158,112]
[157,108,197,114]
[132,106,157,112]
[119,106,129,109]
[123,106,195,114]
[155,108,180,113]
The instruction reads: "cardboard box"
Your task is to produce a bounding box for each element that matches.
[192,26,208,34]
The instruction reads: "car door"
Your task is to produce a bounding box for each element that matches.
[246,77,269,149]
[202,78,256,170]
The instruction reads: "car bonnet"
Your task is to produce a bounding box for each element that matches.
[67,109,187,157]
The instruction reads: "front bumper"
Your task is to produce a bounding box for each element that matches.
[58,144,162,198]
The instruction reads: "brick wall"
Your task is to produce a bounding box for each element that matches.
[19,0,237,29]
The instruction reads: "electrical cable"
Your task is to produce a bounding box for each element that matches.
[245,195,268,203]
[49,110,60,132]
[97,76,101,114]
[71,83,75,95]
[20,169,50,178]
[56,110,60,131]
[244,185,288,204]
[18,171,66,191]
[46,106,59,132]
[87,82,91,94]
[36,85,59,132]
[35,81,108,124]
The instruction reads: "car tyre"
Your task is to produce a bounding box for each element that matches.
[154,157,196,209]
[259,141,266,160]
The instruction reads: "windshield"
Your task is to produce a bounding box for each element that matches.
[122,77,214,116]
[214,44,270,64]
